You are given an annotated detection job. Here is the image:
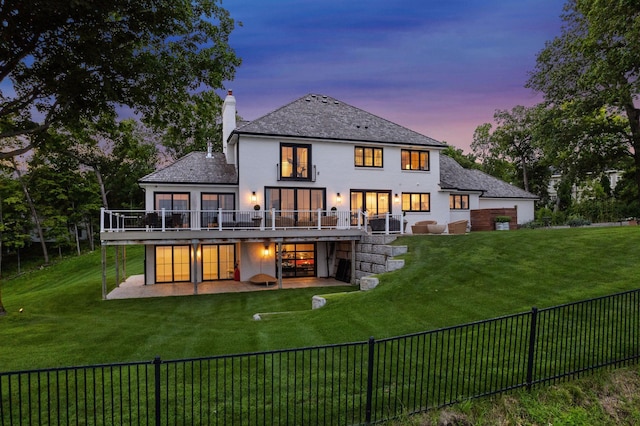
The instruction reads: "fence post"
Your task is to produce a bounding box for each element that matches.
[154,356,162,426]
[526,307,538,391]
[365,336,375,424]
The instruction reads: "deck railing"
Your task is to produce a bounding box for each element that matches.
[100,208,406,235]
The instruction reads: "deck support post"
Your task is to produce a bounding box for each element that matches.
[351,240,356,285]
[277,241,283,289]
[192,240,199,295]
[101,244,107,300]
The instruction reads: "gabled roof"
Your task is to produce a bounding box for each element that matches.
[439,155,538,199]
[139,152,237,185]
[235,94,446,147]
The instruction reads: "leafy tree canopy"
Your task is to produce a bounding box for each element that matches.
[0,0,241,159]
[471,105,550,194]
[441,145,481,170]
[526,0,640,200]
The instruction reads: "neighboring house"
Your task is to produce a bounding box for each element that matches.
[100,92,537,291]
[548,169,622,202]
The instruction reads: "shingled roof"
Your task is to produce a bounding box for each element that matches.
[439,155,538,199]
[139,152,237,185]
[235,94,446,147]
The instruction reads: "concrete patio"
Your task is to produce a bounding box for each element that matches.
[106,274,351,300]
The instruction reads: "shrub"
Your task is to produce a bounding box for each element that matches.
[494,216,511,223]
[566,215,591,227]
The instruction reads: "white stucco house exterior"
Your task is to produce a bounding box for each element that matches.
[100,92,537,292]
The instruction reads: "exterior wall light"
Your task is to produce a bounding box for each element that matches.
[251,191,257,203]
[336,192,342,204]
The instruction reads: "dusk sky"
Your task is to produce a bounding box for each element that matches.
[221,0,566,152]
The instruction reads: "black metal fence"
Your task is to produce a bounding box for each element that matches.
[2,289,639,425]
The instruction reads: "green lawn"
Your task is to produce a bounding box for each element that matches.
[1,226,639,372]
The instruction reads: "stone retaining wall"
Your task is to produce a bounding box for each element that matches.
[334,235,407,287]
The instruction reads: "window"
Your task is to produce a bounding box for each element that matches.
[450,194,469,210]
[354,146,383,168]
[350,190,391,216]
[202,244,235,280]
[402,193,430,212]
[265,187,325,223]
[201,193,235,227]
[280,143,311,180]
[154,192,190,227]
[154,192,189,211]
[155,246,191,283]
[280,243,316,278]
[401,149,429,171]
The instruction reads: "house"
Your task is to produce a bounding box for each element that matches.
[100,92,537,294]
[548,169,622,202]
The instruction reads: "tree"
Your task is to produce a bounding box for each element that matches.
[0,170,32,315]
[471,106,550,195]
[441,145,481,170]
[159,90,224,159]
[52,118,159,210]
[0,0,241,159]
[526,0,640,203]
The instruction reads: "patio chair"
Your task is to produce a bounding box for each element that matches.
[447,220,468,234]
[321,216,338,227]
[275,216,296,228]
[411,220,436,234]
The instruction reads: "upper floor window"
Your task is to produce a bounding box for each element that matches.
[354,146,383,168]
[155,193,189,211]
[201,193,235,227]
[450,194,469,210]
[154,193,190,228]
[402,192,430,212]
[280,143,311,180]
[401,149,429,171]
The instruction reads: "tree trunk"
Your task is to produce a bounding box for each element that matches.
[74,223,81,255]
[521,158,530,193]
[13,161,49,264]
[86,219,95,251]
[94,168,109,210]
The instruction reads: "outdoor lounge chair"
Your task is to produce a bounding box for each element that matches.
[411,220,436,234]
[321,215,338,227]
[426,223,446,234]
[369,217,401,232]
[275,216,296,228]
[447,220,468,234]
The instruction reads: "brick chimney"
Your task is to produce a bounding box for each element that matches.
[222,90,236,156]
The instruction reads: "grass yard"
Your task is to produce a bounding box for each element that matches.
[1,226,639,372]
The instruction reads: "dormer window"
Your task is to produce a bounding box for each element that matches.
[280,143,311,180]
[401,149,429,171]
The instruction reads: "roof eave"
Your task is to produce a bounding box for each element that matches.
[233,130,445,147]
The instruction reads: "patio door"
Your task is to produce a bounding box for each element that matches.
[265,187,325,222]
[350,190,391,215]
[155,245,191,283]
[202,244,236,280]
[280,243,316,278]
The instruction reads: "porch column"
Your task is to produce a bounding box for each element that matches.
[351,240,356,285]
[192,240,199,295]
[277,242,283,289]
[115,245,120,287]
[101,244,107,300]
